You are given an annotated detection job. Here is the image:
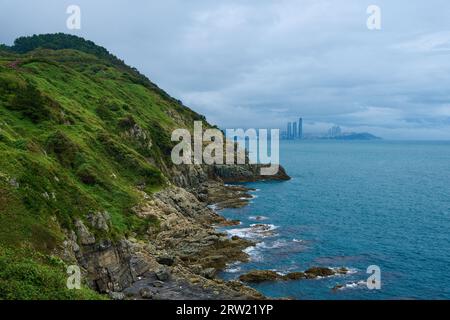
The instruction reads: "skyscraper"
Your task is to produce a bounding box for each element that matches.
[328,125,342,137]
[293,122,297,139]
[287,122,292,139]
[298,118,303,139]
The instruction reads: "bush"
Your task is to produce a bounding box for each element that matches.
[45,131,81,168]
[118,115,136,130]
[76,164,99,185]
[0,247,105,300]
[8,82,50,123]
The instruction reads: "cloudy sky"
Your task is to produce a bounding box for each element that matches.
[1,0,450,139]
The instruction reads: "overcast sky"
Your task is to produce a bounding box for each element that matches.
[1,0,450,139]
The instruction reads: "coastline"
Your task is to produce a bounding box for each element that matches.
[63,165,291,300]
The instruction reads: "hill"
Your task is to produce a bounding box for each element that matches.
[0,34,288,299]
[333,132,381,140]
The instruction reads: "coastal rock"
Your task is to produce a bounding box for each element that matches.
[304,267,335,278]
[155,267,170,281]
[152,280,165,288]
[139,287,154,299]
[283,272,306,280]
[74,219,95,245]
[201,268,217,279]
[239,270,281,283]
[156,255,175,266]
[239,267,343,283]
[109,292,125,300]
[332,284,345,292]
[87,211,110,232]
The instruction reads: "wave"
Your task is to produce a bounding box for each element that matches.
[225,261,242,273]
[334,280,367,291]
[330,267,358,275]
[243,245,264,262]
[248,215,269,221]
[226,224,278,240]
[207,204,219,212]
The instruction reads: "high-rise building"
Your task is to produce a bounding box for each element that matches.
[328,125,342,137]
[298,118,303,139]
[287,122,292,139]
[293,122,297,139]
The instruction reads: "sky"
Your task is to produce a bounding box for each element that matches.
[1,0,450,139]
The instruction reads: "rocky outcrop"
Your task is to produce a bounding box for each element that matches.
[63,184,266,299]
[212,164,290,183]
[239,270,281,283]
[60,140,292,299]
[239,267,349,283]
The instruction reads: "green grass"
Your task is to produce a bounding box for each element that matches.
[0,246,105,300]
[0,35,210,299]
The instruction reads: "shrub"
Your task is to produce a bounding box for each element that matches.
[118,115,136,130]
[8,82,50,123]
[45,131,81,168]
[76,164,99,185]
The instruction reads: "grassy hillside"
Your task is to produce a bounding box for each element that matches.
[0,34,209,299]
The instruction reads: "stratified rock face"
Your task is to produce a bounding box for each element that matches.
[64,186,263,299]
[213,164,290,183]
[87,211,110,232]
[169,163,290,191]
[74,220,96,245]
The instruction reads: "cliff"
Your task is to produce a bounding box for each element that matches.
[0,34,289,299]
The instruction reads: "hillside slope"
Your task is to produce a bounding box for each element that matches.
[0,34,288,299]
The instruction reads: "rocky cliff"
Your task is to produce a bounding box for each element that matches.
[0,34,289,299]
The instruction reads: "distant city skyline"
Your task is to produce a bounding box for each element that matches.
[284,117,303,140]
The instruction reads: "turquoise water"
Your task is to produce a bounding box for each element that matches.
[219,141,450,300]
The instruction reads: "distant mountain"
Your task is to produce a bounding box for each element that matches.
[333,132,381,140]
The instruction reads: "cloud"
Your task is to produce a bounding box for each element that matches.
[1,0,450,139]
[394,31,450,53]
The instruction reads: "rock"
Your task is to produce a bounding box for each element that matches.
[139,287,153,299]
[220,220,241,227]
[283,272,306,280]
[304,267,335,278]
[239,268,335,283]
[109,292,125,300]
[201,268,217,279]
[336,267,349,274]
[74,219,96,245]
[197,193,208,202]
[152,280,165,288]
[9,178,19,188]
[332,284,345,292]
[155,267,170,281]
[189,277,201,284]
[87,211,110,232]
[239,270,281,283]
[156,255,175,266]
[130,256,150,280]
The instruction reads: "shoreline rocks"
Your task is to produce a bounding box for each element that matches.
[62,162,291,300]
[239,267,349,283]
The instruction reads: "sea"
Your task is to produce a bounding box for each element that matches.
[218,140,450,300]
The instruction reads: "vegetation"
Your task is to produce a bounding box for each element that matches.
[0,33,210,299]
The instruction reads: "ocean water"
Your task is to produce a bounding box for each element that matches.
[218,140,450,300]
